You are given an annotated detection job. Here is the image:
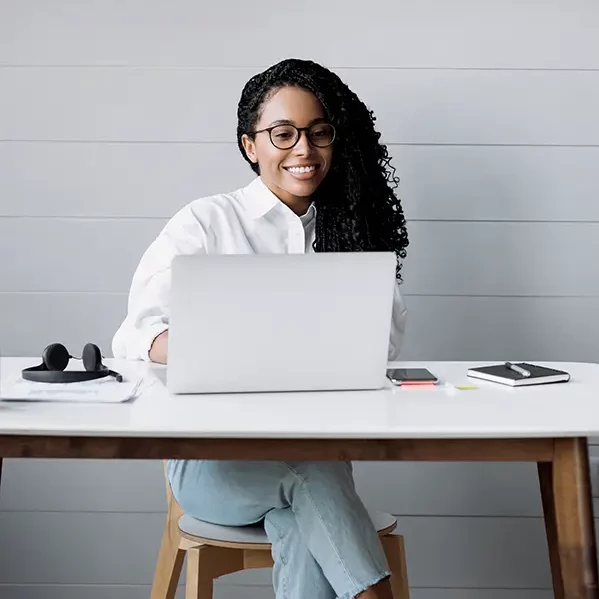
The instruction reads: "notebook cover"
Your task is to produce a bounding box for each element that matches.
[470,363,568,379]
[467,362,570,386]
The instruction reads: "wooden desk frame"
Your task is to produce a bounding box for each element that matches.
[0,435,597,598]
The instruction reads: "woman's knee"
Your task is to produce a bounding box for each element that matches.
[265,508,307,568]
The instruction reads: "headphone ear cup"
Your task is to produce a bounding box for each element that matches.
[82,343,103,372]
[42,343,70,371]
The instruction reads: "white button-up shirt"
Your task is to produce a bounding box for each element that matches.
[112,176,408,361]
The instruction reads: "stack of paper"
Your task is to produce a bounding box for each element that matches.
[0,376,145,403]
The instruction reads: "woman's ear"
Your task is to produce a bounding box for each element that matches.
[241,134,258,164]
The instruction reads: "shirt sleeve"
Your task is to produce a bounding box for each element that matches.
[387,281,408,362]
[111,205,208,361]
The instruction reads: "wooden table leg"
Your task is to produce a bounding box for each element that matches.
[539,461,565,598]
[552,438,598,598]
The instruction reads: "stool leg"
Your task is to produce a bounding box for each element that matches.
[150,529,185,599]
[381,535,410,599]
[186,547,214,599]
[150,511,186,599]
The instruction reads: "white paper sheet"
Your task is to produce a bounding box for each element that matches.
[0,375,144,403]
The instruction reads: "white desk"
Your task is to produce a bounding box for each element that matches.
[1,358,598,598]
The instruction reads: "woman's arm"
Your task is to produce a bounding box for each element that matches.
[111,204,208,363]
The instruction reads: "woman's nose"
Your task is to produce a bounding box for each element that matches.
[293,131,313,155]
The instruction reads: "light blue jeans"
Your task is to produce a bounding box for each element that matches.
[166,459,391,599]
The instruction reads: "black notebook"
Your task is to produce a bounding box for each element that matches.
[467,362,571,387]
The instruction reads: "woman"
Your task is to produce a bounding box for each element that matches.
[113,58,409,599]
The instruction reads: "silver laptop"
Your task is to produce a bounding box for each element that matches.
[166,252,396,394]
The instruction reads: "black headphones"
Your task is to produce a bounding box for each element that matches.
[22,343,123,383]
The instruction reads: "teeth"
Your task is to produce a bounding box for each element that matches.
[287,166,316,174]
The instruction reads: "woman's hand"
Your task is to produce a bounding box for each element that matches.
[149,330,169,364]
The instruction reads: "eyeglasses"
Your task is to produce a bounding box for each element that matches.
[250,123,336,150]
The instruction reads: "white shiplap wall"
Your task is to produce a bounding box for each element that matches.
[1,1,599,598]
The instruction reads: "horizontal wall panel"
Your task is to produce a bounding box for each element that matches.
[0,459,167,513]
[0,586,273,599]
[0,585,556,599]
[0,512,164,584]
[0,512,579,587]
[1,293,598,364]
[2,69,599,145]
[397,145,599,222]
[2,142,599,222]
[402,221,599,297]
[0,142,254,219]
[1,0,598,69]
[0,458,542,516]
[1,219,597,296]
[402,295,599,363]
[0,218,165,293]
[353,461,544,517]
[0,585,184,599]
[0,293,126,358]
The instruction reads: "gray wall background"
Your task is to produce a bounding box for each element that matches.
[1,1,599,597]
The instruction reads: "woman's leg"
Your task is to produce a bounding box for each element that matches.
[265,507,336,599]
[166,459,391,599]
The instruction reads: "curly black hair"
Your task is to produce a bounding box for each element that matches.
[236,58,409,281]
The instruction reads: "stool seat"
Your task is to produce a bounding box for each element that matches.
[179,510,397,548]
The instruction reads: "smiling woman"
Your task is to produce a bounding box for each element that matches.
[111,57,410,599]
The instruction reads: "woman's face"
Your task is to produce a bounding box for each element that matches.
[242,86,334,214]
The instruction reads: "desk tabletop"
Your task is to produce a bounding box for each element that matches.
[1,358,598,439]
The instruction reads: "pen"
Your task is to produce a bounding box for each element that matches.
[505,362,531,378]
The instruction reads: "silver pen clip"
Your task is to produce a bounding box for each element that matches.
[505,362,531,378]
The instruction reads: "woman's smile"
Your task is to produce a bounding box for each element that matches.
[283,163,321,180]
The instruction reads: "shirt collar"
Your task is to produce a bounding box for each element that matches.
[299,202,317,227]
[244,176,317,221]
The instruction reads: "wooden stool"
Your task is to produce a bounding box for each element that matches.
[151,465,410,599]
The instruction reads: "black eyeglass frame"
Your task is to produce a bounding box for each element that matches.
[248,123,336,150]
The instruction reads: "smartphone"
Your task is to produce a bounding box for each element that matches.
[386,368,438,385]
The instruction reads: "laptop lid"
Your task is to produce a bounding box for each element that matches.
[166,252,396,394]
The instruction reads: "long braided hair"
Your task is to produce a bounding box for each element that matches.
[236,58,409,281]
